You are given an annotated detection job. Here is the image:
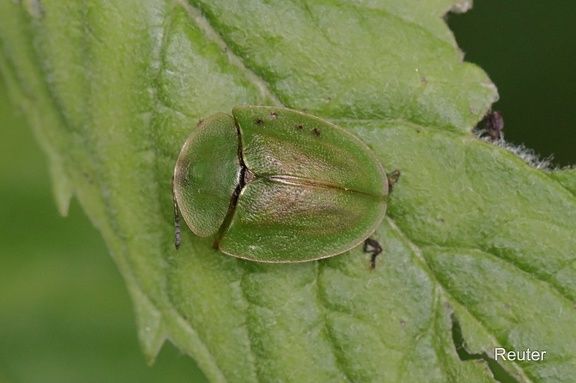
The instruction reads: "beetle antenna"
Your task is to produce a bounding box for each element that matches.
[172,176,181,249]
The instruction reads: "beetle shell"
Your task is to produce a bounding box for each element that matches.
[173,106,389,263]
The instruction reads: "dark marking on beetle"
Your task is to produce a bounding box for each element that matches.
[270,112,278,120]
[213,173,244,251]
[213,119,250,251]
[172,176,181,249]
[363,238,382,269]
[312,128,321,137]
[243,168,256,185]
[255,118,265,125]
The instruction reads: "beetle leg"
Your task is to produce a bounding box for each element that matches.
[172,176,181,249]
[387,170,401,191]
[363,238,382,269]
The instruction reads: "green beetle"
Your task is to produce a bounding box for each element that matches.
[173,106,397,267]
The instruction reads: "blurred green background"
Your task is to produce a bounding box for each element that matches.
[0,77,209,382]
[0,2,574,382]
[449,1,576,167]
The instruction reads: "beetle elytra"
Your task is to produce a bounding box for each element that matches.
[173,106,397,266]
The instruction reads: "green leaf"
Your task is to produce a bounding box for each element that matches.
[1,1,575,382]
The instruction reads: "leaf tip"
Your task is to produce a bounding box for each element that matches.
[131,287,168,365]
[48,160,74,216]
